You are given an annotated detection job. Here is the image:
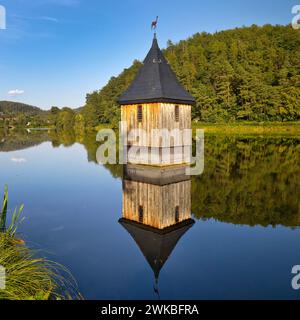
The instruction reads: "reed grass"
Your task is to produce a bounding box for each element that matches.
[0,186,81,300]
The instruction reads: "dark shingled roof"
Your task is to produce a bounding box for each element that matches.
[118,34,196,106]
[119,218,195,280]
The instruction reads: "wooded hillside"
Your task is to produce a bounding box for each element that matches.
[80,24,300,124]
[0,101,43,115]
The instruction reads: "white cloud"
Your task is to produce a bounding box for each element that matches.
[11,157,27,163]
[8,89,25,96]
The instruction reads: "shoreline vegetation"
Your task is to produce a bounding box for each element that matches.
[193,121,300,136]
[0,186,81,300]
[3,121,300,135]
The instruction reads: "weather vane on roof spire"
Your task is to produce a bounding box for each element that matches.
[151,16,159,31]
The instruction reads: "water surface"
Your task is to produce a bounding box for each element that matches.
[0,130,300,300]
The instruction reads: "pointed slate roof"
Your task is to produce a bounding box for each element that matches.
[119,218,195,280]
[118,34,196,106]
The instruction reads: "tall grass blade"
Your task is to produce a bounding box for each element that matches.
[0,185,8,231]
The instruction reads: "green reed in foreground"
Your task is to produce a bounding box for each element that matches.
[0,186,81,300]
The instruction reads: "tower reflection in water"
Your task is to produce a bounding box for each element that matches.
[119,164,194,298]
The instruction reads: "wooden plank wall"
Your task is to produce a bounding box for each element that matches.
[122,179,191,229]
[121,103,192,148]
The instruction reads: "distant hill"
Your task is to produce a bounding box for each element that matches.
[0,101,44,115]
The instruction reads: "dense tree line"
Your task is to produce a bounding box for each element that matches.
[80,24,300,124]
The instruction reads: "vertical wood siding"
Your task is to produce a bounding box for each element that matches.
[122,179,191,230]
[121,103,192,148]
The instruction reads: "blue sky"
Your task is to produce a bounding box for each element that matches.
[0,0,297,109]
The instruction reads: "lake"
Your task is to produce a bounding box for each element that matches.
[0,129,300,300]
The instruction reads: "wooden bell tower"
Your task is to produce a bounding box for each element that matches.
[118,34,195,166]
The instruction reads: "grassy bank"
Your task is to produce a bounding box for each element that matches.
[3,121,300,138]
[0,186,80,300]
[96,121,300,136]
[193,121,300,136]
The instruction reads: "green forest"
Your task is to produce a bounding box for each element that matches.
[79,24,300,126]
[1,24,300,130]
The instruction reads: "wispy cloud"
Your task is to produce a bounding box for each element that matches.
[0,24,56,41]
[8,89,25,96]
[40,16,59,23]
[47,0,79,6]
[18,0,80,7]
[12,14,59,23]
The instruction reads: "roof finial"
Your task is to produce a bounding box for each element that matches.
[151,16,159,31]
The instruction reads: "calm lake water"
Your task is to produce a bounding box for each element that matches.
[1,129,300,300]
